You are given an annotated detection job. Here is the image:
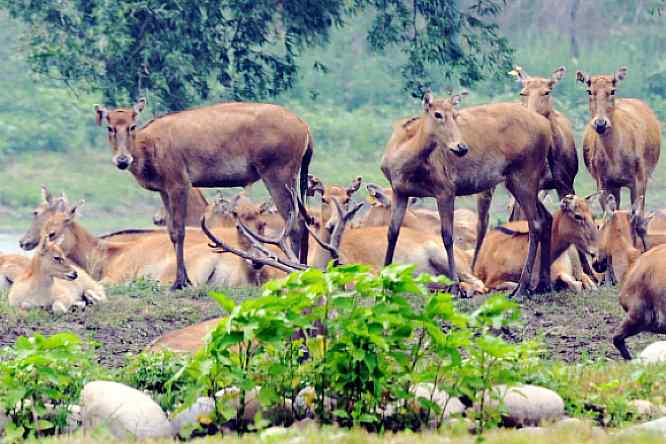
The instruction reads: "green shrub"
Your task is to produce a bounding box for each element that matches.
[123,351,190,412]
[0,333,100,443]
[171,264,537,434]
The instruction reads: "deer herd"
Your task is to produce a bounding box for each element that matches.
[2,65,666,360]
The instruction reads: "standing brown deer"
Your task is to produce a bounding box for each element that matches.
[507,66,577,216]
[381,92,553,297]
[576,66,661,248]
[94,99,313,289]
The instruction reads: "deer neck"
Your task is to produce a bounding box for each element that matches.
[66,222,112,279]
[550,212,574,261]
[27,257,55,296]
[311,226,335,270]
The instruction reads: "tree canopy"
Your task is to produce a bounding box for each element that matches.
[0,0,512,110]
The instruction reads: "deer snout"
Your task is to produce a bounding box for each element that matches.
[19,237,38,251]
[65,270,78,281]
[113,154,133,170]
[451,143,469,157]
[593,119,609,135]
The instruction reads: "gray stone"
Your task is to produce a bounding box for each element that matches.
[481,384,565,427]
[408,383,465,419]
[629,400,660,419]
[170,397,215,436]
[80,381,172,440]
[294,387,335,418]
[624,417,666,436]
[215,387,292,424]
[639,341,666,364]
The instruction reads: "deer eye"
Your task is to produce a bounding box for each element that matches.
[129,124,137,132]
[587,90,592,96]
[48,232,56,240]
[543,91,550,96]
[434,111,443,120]
[610,90,615,96]
[33,210,39,217]
[519,91,528,97]
[54,256,63,264]
[107,127,115,134]
[574,214,584,221]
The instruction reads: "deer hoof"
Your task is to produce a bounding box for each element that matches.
[533,281,552,294]
[170,278,192,291]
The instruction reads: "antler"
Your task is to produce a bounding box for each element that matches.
[201,215,306,273]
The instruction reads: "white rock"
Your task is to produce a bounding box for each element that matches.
[482,384,565,427]
[260,426,289,439]
[630,400,660,418]
[215,387,292,423]
[639,341,666,364]
[0,410,8,435]
[80,381,172,440]
[294,387,335,418]
[409,383,465,418]
[170,397,215,436]
[625,417,666,436]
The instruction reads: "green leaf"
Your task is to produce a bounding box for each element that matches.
[209,292,235,312]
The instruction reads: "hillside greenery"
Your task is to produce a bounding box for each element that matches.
[2,1,666,230]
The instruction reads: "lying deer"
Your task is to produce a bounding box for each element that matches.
[576,66,661,248]
[360,184,478,251]
[95,98,313,290]
[8,237,104,313]
[381,91,553,297]
[0,253,30,290]
[474,194,599,292]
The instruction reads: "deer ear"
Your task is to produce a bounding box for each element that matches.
[559,194,575,213]
[347,176,363,196]
[550,66,567,85]
[133,97,146,115]
[450,90,468,107]
[94,105,108,127]
[66,200,85,221]
[576,70,590,87]
[605,194,617,213]
[614,66,628,83]
[422,91,433,111]
[41,185,53,205]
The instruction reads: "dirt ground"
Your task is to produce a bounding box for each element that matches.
[0,281,658,367]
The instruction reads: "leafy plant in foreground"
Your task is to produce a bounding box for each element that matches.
[0,333,99,443]
[173,263,535,435]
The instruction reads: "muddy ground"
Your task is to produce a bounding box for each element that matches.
[0,281,657,367]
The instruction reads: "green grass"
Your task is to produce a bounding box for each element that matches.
[31,422,666,444]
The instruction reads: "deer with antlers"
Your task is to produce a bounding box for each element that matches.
[95,98,314,290]
[381,91,553,297]
[576,67,661,249]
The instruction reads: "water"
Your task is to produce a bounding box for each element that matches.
[0,233,23,254]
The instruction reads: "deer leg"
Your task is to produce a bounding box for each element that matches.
[506,180,542,299]
[264,176,306,264]
[436,194,460,295]
[472,187,494,270]
[613,312,645,361]
[630,182,649,251]
[384,192,408,266]
[534,200,553,294]
[164,188,192,290]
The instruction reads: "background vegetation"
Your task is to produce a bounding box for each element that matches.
[2,1,666,233]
